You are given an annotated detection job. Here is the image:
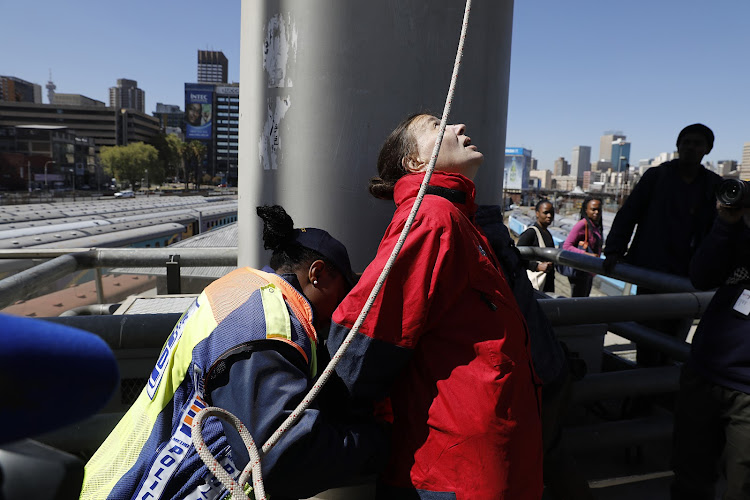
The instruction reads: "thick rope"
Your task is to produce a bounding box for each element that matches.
[193,2,473,497]
[192,406,263,500]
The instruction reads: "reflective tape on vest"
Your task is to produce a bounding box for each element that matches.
[134,393,206,499]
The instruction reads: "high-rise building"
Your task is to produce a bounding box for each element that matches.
[611,138,631,172]
[197,50,228,83]
[0,100,160,154]
[599,132,626,167]
[741,143,750,181]
[553,157,570,176]
[109,79,145,113]
[503,148,532,191]
[571,145,591,184]
[184,82,240,185]
[529,168,551,189]
[153,103,185,133]
[0,76,42,103]
[716,160,737,177]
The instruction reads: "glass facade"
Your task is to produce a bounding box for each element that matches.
[611,141,631,172]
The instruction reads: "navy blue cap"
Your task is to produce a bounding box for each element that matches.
[294,227,356,288]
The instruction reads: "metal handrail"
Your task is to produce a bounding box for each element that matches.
[0,247,238,309]
[516,246,695,292]
[537,292,714,325]
[1,245,715,458]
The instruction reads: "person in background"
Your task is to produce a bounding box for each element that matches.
[563,196,603,297]
[517,199,557,293]
[603,123,722,367]
[329,113,542,500]
[671,201,750,500]
[81,205,388,500]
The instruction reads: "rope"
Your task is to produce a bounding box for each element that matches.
[192,2,473,497]
[192,406,263,500]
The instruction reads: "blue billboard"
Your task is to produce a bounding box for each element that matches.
[503,147,532,191]
[185,84,213,140]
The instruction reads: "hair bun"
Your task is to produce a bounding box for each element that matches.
[368,176,395,200]
[256,205,295,251]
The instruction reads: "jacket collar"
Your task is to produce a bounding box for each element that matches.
[278,271,318,324]
[393,171,478,218]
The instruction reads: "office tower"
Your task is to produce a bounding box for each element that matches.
[553,157,570,176]
[0,76,42,103]
[716,160,737,177]
[529,168,551,189]
[599,132,626,167]
[197,50,228,83]
[741,143,750,181]
[503,148,532,191]
[0,100,160,154]
[154,103,185,132]
[109,79,145,113]
[184,82,240,185]
[611,138,631,172]
[571,145,591,184]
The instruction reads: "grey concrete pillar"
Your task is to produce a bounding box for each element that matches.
[239,0,515,270]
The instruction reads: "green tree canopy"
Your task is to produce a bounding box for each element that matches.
[100,142,162,189]
[150,133,184,183]
[180,140,207,190]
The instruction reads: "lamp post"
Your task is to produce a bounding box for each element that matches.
[145,168,149,194]
[69,167,76,201]
[88,164,99,193]
[43,161,55,191]
[27,161,32,193]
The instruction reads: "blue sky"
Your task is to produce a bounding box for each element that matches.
[4,1,748,170]
[507,1,750,169]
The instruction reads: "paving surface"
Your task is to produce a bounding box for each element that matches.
[1,272,156,317]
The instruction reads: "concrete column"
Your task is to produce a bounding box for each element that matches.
[239,0,515,270]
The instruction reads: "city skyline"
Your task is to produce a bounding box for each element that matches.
[3,0,749,172]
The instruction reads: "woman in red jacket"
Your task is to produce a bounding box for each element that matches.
[328,114,543,500]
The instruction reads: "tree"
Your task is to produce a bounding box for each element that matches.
[150,133,184,183]
[101,142,162,189]
[180,140,207,190]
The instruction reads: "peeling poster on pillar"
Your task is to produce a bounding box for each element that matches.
[259,96,291,171]
[263,13,297,89]
[259,13,297,171]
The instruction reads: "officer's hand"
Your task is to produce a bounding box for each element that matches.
[716,201,746,225]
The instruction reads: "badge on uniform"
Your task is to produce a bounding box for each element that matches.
[732,288,750,319]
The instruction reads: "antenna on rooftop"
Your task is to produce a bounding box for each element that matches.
[46,69,56,105]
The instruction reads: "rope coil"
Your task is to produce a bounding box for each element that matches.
[193,2,473,497]
[192,406,263,500]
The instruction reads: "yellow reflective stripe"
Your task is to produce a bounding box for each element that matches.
[260,283,292,341]
[309,338,317,378]
[81,293,218,499]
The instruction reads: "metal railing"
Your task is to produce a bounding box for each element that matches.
[0,247,237,309]
[0,246,715,458]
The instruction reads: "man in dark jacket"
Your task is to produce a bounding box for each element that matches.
[603,123,722,366]
[477,205,593,500]
[671,203,750,500]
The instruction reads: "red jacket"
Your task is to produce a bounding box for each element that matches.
[329,172,543,499]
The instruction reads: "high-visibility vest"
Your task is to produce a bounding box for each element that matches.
[81,268,317,500]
